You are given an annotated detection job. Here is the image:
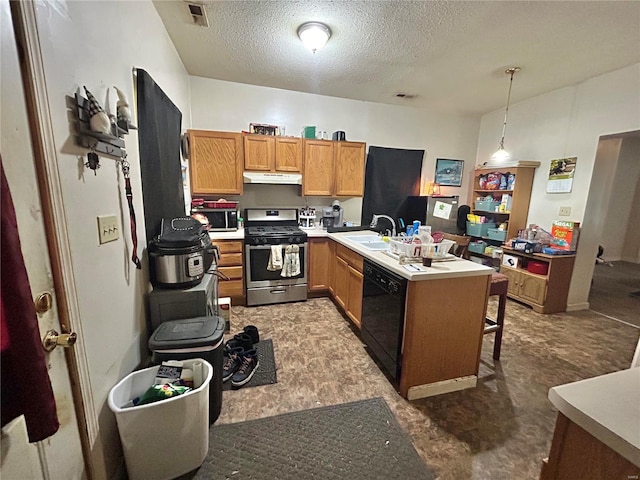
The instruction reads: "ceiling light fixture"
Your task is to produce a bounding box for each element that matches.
[490,67,521,163]
[297,22,331,53]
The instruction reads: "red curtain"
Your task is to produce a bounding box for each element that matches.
[1,159,59,442]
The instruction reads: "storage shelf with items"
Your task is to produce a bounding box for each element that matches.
[467,165,537,247]
[499,246,575,313]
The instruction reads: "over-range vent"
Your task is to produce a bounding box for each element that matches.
[186,2,209,27]
[395,93,417,99]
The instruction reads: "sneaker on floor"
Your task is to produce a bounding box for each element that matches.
[243,325,260,345]
[222,347,245,382]
[225,332,252,352]
[231,349,259,387]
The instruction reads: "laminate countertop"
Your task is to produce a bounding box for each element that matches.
[327,230,493,281]
[548,367,640,467]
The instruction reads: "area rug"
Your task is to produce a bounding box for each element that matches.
[194,397,435,479]
[223,339,277,391]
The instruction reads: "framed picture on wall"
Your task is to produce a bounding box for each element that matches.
[435,158,464,186]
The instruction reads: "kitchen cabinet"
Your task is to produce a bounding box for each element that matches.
[466,165,537,254]
[499,248,575,313]
[243,135,302,172]
[332,242,364,328]
[308,237,333,292]
[188,130,243,195]
[302,140,366,197]
[211,239,245,306]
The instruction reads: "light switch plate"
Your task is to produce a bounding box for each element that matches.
[97,215,119,244]
[558,206,571,216]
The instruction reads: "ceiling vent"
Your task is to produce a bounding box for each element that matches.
[186,2,209,27]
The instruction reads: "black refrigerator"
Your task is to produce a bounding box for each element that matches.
[398,196,460,234]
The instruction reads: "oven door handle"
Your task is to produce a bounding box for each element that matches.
[247,243,307,250]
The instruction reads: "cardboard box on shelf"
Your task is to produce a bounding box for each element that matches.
[219,297,231,333]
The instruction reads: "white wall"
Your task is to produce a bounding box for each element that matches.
[31,1,190,476]
[188,76,480,224]
[477,64,640,309]
[601,137,640,260]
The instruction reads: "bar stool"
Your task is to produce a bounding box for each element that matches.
[485,272,508,360]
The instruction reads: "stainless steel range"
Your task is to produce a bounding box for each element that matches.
[244,208,308,306]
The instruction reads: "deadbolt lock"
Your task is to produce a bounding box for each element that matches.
[42,330,77,352]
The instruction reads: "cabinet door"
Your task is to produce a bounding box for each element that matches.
[334,141,366,197]
[334,256,349,310]
[519,273,547,305]
[189,130,243,195]
[346,265,363,328]
[275,137,302,172]
[244,135,275,171]
[308,238,332,292]
[328,240,336,296]
[303,140,334,196]
[500,267,522,297]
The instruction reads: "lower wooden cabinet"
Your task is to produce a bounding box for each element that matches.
[332,242,364,328]
[212,239,245,306]
[308,238,333,292]
[500,248,575,313]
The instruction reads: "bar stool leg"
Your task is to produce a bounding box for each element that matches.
[493,292,506,360]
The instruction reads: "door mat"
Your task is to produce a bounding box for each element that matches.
[193,397,435,479]
[223,339,277,391]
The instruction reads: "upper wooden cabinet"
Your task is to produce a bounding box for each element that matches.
[303,140,335,196]
[188,130,243,195]
[244,135,302,173]
[302,139,366,196]
[334,141,366,196]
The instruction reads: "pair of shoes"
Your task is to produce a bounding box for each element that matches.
[222,347,259,387]
[225,325,260,351]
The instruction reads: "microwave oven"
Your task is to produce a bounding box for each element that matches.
[193,208,238,231]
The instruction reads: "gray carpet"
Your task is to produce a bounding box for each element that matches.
[223,339,277,391]
[193,397,435,480]
[589,261,640,327]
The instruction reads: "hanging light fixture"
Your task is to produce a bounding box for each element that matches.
[297,22,331,53]
[490,67,521,163]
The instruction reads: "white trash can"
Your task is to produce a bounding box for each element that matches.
[108,359,213,480]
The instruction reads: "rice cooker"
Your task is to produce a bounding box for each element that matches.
[149,217,215,288]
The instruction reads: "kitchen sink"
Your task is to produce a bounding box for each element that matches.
[360,241,389,251]
[344,235,383,243]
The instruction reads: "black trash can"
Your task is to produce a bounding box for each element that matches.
[148,316,225,424]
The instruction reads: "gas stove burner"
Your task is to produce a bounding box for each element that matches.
[246,226,305,237]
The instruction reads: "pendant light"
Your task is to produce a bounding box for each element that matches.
[490,67,521,163]
[297,22,331,53]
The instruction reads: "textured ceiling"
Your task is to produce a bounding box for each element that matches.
[153,0,640,116]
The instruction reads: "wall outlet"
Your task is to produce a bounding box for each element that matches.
[97,215,119,244]
[558,206,571,217]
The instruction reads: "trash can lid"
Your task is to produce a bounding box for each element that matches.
[149,316,225,350]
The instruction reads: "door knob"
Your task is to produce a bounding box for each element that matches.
[42,330,77,352]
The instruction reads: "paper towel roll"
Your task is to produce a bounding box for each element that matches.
[192,361,203,388]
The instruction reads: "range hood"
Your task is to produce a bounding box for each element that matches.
[242,172,302,185]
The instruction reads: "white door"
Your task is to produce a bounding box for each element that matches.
[0,1,86,478]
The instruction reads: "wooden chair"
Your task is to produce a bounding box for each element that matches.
[441,233,471,259]
[440,232,506,360]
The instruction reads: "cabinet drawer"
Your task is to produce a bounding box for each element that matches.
[219,265,243,280]
[336,244,363,272]
[218,252,243,267]
[219,280,244,298]
[212,240,243,254]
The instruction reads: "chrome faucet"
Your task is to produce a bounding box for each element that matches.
[370,214,396,237]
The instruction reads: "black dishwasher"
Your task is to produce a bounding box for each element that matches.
[360,259,408,380]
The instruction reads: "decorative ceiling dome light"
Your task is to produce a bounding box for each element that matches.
[490,67,521,163]
[297,22,331,53]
